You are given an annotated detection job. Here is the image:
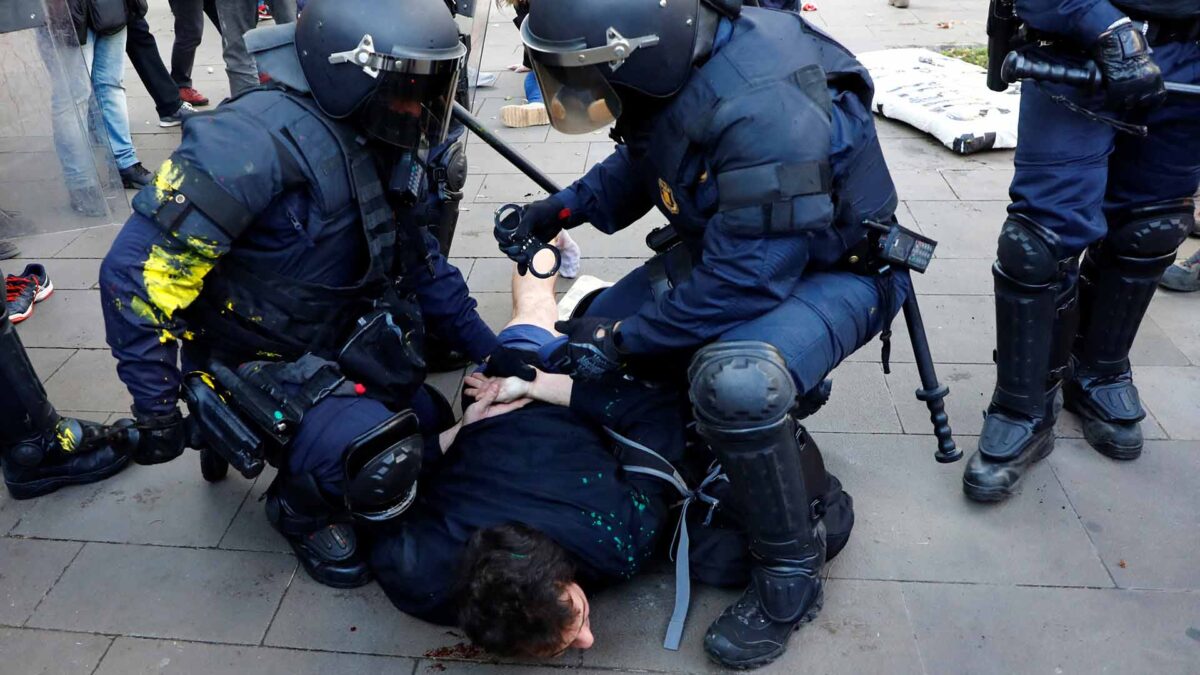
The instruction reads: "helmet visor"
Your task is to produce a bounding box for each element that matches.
[361,57,461,149]
[529,60,622,134]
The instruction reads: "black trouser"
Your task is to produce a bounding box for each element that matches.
[168,0,221,89]
[125,15,183,118]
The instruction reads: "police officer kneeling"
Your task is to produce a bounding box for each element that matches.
[99,0,524,588]
[511,0,910,668]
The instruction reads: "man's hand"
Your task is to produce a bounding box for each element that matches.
[461,379,532,426]
[548,317,624,380]
[132,409,186,465]
[1095,19,1166,111]
[464,371,533,404]
[484,345,536,381]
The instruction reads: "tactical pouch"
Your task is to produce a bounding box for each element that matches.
[338,300,427,407]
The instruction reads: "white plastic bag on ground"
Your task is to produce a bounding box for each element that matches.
[858,48,1022,154]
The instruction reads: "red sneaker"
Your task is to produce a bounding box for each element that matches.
[258,3,272,20]
[179,87,210,107]
[6,265,52,324]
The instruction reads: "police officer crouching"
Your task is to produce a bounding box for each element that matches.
[511,0,912,667]
[99,0,529,588]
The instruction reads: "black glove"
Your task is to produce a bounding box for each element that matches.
[1094,19,1165,111]
[485,345,537,381]
[518,195,577,245]
[133,408,186,465]
[548,317,624,380]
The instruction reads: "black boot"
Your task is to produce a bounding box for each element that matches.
[689,342,827,669]
[265,472,371,588]
[0,310,129,499]
[1064,244,1177,459]
[964,261,1078,502]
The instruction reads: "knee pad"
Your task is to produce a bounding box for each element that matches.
[1104,199,1193,258]
[688,341,796,431]
[995,214,1061,285]
[342,410,423,524]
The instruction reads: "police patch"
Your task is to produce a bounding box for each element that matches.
[658,178,680,215]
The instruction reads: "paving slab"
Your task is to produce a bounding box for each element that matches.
[816,432,1114,588]
[53,223,120,259]
[0,627,111,675]
[11,290,107,349]
[579,575,924,675]
[25,346,75,381]
[94,637,416,675]
[940,168,1015,201]
[13,455,252,547]
[905,200,1008,260]
[884,362,1170,440]
[805,361,904,435]
[0,485,33,536]
[1050,439,1200,591]
[218,469,289,554]
[28,542,295,644]
[1149,290,1200,366]
[467,141,592,175]
[0,538,82,625]
[42,348,132,413]
[890,169,958,201]
[1132,366,1200,440]
[264,572,580,667]
[903,583,1200,675]
[909,259,994,295]
[474,172,580,204]
[415,662,608,675]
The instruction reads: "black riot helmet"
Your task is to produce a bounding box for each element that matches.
[295,0,466,148]
[521,0,720,134]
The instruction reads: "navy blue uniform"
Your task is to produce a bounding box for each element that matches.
[1010,1,1200,256]
[556,11,907,393]
[100,88,496,427]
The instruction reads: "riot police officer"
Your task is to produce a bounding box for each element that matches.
[511,0,908,667]
[963,0,1200,502]
[98,0,528,589]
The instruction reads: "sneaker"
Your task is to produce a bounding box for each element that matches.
[159,101,198,128]
[258,2,271,20]
[0,239,18,261]
[556,230,581,279]
[6,265,52,324]
[120,162,153,189]
[178,87,210,107]
[500,102,549,128]
[467,67,497,88]
[1159,248,1200,292]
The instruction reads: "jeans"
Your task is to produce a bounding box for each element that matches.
[50,28,138,185]
[168,0,220,88]
[126,15,182,117]
[214,0,297,97]
[524,71,543,104]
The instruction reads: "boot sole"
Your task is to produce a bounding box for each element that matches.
[1061,398,1143,461]
[265,496,373,589]
[962,431,1055,503]
[5,453,131,500]
[704,590,825,670]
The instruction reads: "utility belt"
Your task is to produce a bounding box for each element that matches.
[182,288,430,479]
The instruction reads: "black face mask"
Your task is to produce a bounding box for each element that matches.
[611,86,671,148]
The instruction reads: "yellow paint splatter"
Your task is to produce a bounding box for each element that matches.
[143,244,216,319]
[153,158,185,202]
[55,420,78,453]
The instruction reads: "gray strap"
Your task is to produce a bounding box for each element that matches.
[664,499,693,651]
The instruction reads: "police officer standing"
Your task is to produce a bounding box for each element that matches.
[512,0,909,667]
[963,0,1200,501]
[99,0,530,588]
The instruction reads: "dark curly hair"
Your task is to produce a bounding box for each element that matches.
[456,523,577,657]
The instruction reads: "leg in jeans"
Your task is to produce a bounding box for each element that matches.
[125,15,183,118]
[214,0,260,96]
[524,71,543,104]
[168,0,205,88]
[266,0,297,24]
[87,29,138,170]
[42,28,97,191]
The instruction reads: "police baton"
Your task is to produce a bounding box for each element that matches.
[1001,52,1200,96]
[452,102,561,194]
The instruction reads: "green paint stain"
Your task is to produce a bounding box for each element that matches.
[581,477,589,485]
